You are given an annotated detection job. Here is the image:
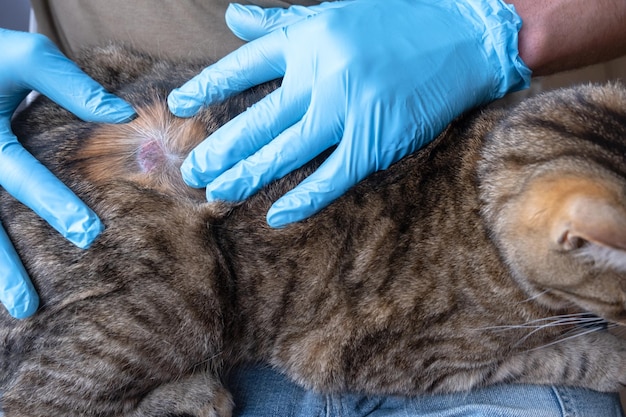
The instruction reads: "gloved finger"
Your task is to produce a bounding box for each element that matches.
[28,67,136,124]
[2,31,136,123]
[181,86,308,186]
[0,223,38,319]
[225,1,351,41]
[204,111,340,202]
[266,138,372,228]
[0,129,103,249]
[266,96,423,228]
[168,29,287,117]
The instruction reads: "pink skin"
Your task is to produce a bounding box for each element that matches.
[137,139,165,173]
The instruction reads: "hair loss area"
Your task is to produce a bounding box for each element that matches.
[75,101,208,201]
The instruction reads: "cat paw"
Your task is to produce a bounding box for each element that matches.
[132,371,234,417]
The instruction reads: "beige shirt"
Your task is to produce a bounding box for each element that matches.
[31,0,625,91]
[31,0,325,61]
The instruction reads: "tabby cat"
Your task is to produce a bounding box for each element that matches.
[1,44,625,417]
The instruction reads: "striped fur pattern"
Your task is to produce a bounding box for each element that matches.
[1,45,626,416]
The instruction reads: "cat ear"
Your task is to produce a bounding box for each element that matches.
[552,194,626,252]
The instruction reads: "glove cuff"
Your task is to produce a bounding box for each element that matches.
[461,0,532,99]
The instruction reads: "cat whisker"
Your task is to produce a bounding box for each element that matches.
[527,325,605,352]
[473,312,604,332]
[538,317,610,345]
[513,318,591,347]
[514,290,550,305]
[609,323,626,339]
[190,351,224,370]
[514,314,609,349]
[472,313,609,348]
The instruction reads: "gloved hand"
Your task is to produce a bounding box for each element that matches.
[0,29,136,319]
[168,0,531,227]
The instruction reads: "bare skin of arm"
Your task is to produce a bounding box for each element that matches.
[511,0,626,76]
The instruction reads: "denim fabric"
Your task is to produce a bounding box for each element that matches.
[225,365,625,417]
[0,365,622,416]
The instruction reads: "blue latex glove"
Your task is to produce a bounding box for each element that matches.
[168,0,531,227]
[0,29,136,319]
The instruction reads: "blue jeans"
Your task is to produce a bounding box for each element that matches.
[0,366,622,416]
[225,365,625,417]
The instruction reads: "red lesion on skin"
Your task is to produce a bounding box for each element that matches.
[137,139,165,173]
[75,101,208,200]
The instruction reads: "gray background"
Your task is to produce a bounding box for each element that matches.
[0,0,31,31]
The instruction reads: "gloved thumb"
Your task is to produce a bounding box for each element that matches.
[225,1,350,42]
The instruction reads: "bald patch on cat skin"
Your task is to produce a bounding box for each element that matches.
[76,102,207,201]
[520,175,626,252]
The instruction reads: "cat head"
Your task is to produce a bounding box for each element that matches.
[479,83,626,324]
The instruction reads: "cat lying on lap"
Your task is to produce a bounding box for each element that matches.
[1,44,625,417]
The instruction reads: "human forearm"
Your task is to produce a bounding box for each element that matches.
[510,0,626,76]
